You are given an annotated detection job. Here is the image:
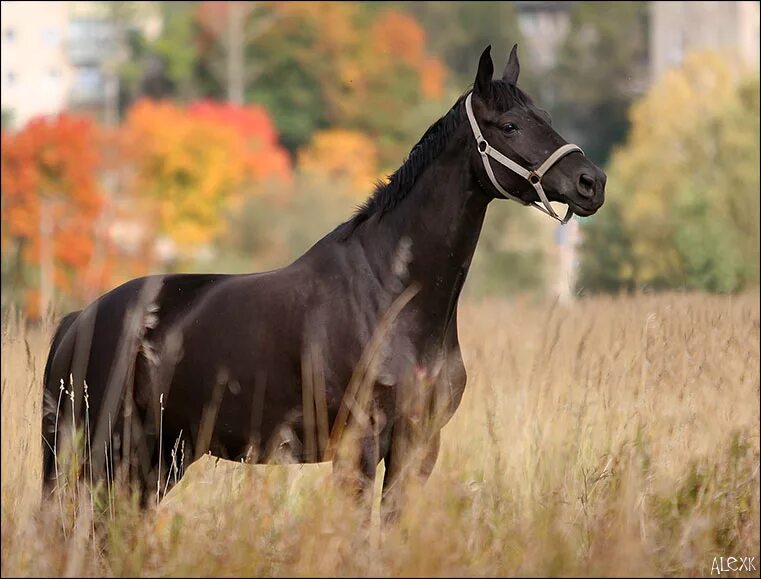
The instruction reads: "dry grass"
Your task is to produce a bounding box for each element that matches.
[2,292,759,577]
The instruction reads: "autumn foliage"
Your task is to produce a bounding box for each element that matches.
[194,1,446,164]
[122,99,291,249]
[370,9,446,100]
[188,100,292,184]
[0,99,292,316]
[1,1,453,316]
[580,53,760,292]
[1,114,108,315]
[298,129,380,196]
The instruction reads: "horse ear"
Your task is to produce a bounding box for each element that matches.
[503,44,520,85]
[474,45,494,99]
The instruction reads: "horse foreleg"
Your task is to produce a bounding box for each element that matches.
[330,432,383,530]
[381,426,441,525]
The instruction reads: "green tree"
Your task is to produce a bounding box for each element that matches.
[0,109,12,131]
[400,2,525,89]
[119,1,201,106]
[550,1,648,165]
[194,2,447,164]
[468,203,550,297]
[239,2,333,152]
[577,201,635,293]
[579,54,760,294]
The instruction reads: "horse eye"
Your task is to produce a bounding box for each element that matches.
[503,123,518,134]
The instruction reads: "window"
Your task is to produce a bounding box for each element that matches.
[42,27,60,47]
[76,67,101,89]
[68,18,114,65]
[70,66,105,103]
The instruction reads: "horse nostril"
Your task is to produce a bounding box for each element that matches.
[578,173,595,198]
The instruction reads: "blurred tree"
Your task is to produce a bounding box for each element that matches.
[195,1,446,166]
[400,2,525,89]
[122,99,246,251]
[121,99,291,252]
[188,100,292,183]
[216,175,354,274]
[550,1,648,165]
[1,115,108,316]
[195,1,263,104]
[298,129,380,197]
[576,200,635,293]
[196,1,347,150]
[1,109,13,131]
[579,53,760,293]
[468,203,550,297]
[355,8,447,167]
[119,1,201,107]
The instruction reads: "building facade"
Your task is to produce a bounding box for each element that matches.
[1,0,161,130]
[1,1,73,128]
[515,1,572,72]
[650,1,760,80]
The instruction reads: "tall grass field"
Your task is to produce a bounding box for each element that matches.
[2,292,759,577]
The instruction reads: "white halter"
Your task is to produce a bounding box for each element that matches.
[465,92,584,224]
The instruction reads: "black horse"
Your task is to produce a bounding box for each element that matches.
[42,46,605,515]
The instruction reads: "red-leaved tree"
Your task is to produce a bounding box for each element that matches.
[1,114,110,317]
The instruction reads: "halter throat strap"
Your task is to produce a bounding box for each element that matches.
[465,92,583,224]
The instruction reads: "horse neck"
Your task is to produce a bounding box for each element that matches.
[357,137,490,338]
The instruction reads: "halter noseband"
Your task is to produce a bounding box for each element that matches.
[465,92,584,224]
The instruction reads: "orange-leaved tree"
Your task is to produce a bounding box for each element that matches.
[297,129,380,197]
[188,100,292,184]
[1,114,108,317]
[369,9,446,101]
[121,99,291,254]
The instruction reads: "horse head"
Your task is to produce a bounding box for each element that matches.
[468,45,606,219]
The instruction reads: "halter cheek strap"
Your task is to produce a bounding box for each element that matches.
[465,92,584,224]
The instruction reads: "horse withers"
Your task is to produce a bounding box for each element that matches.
[42,45,605,518]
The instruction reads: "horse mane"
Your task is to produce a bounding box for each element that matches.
[336,80,533,240]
